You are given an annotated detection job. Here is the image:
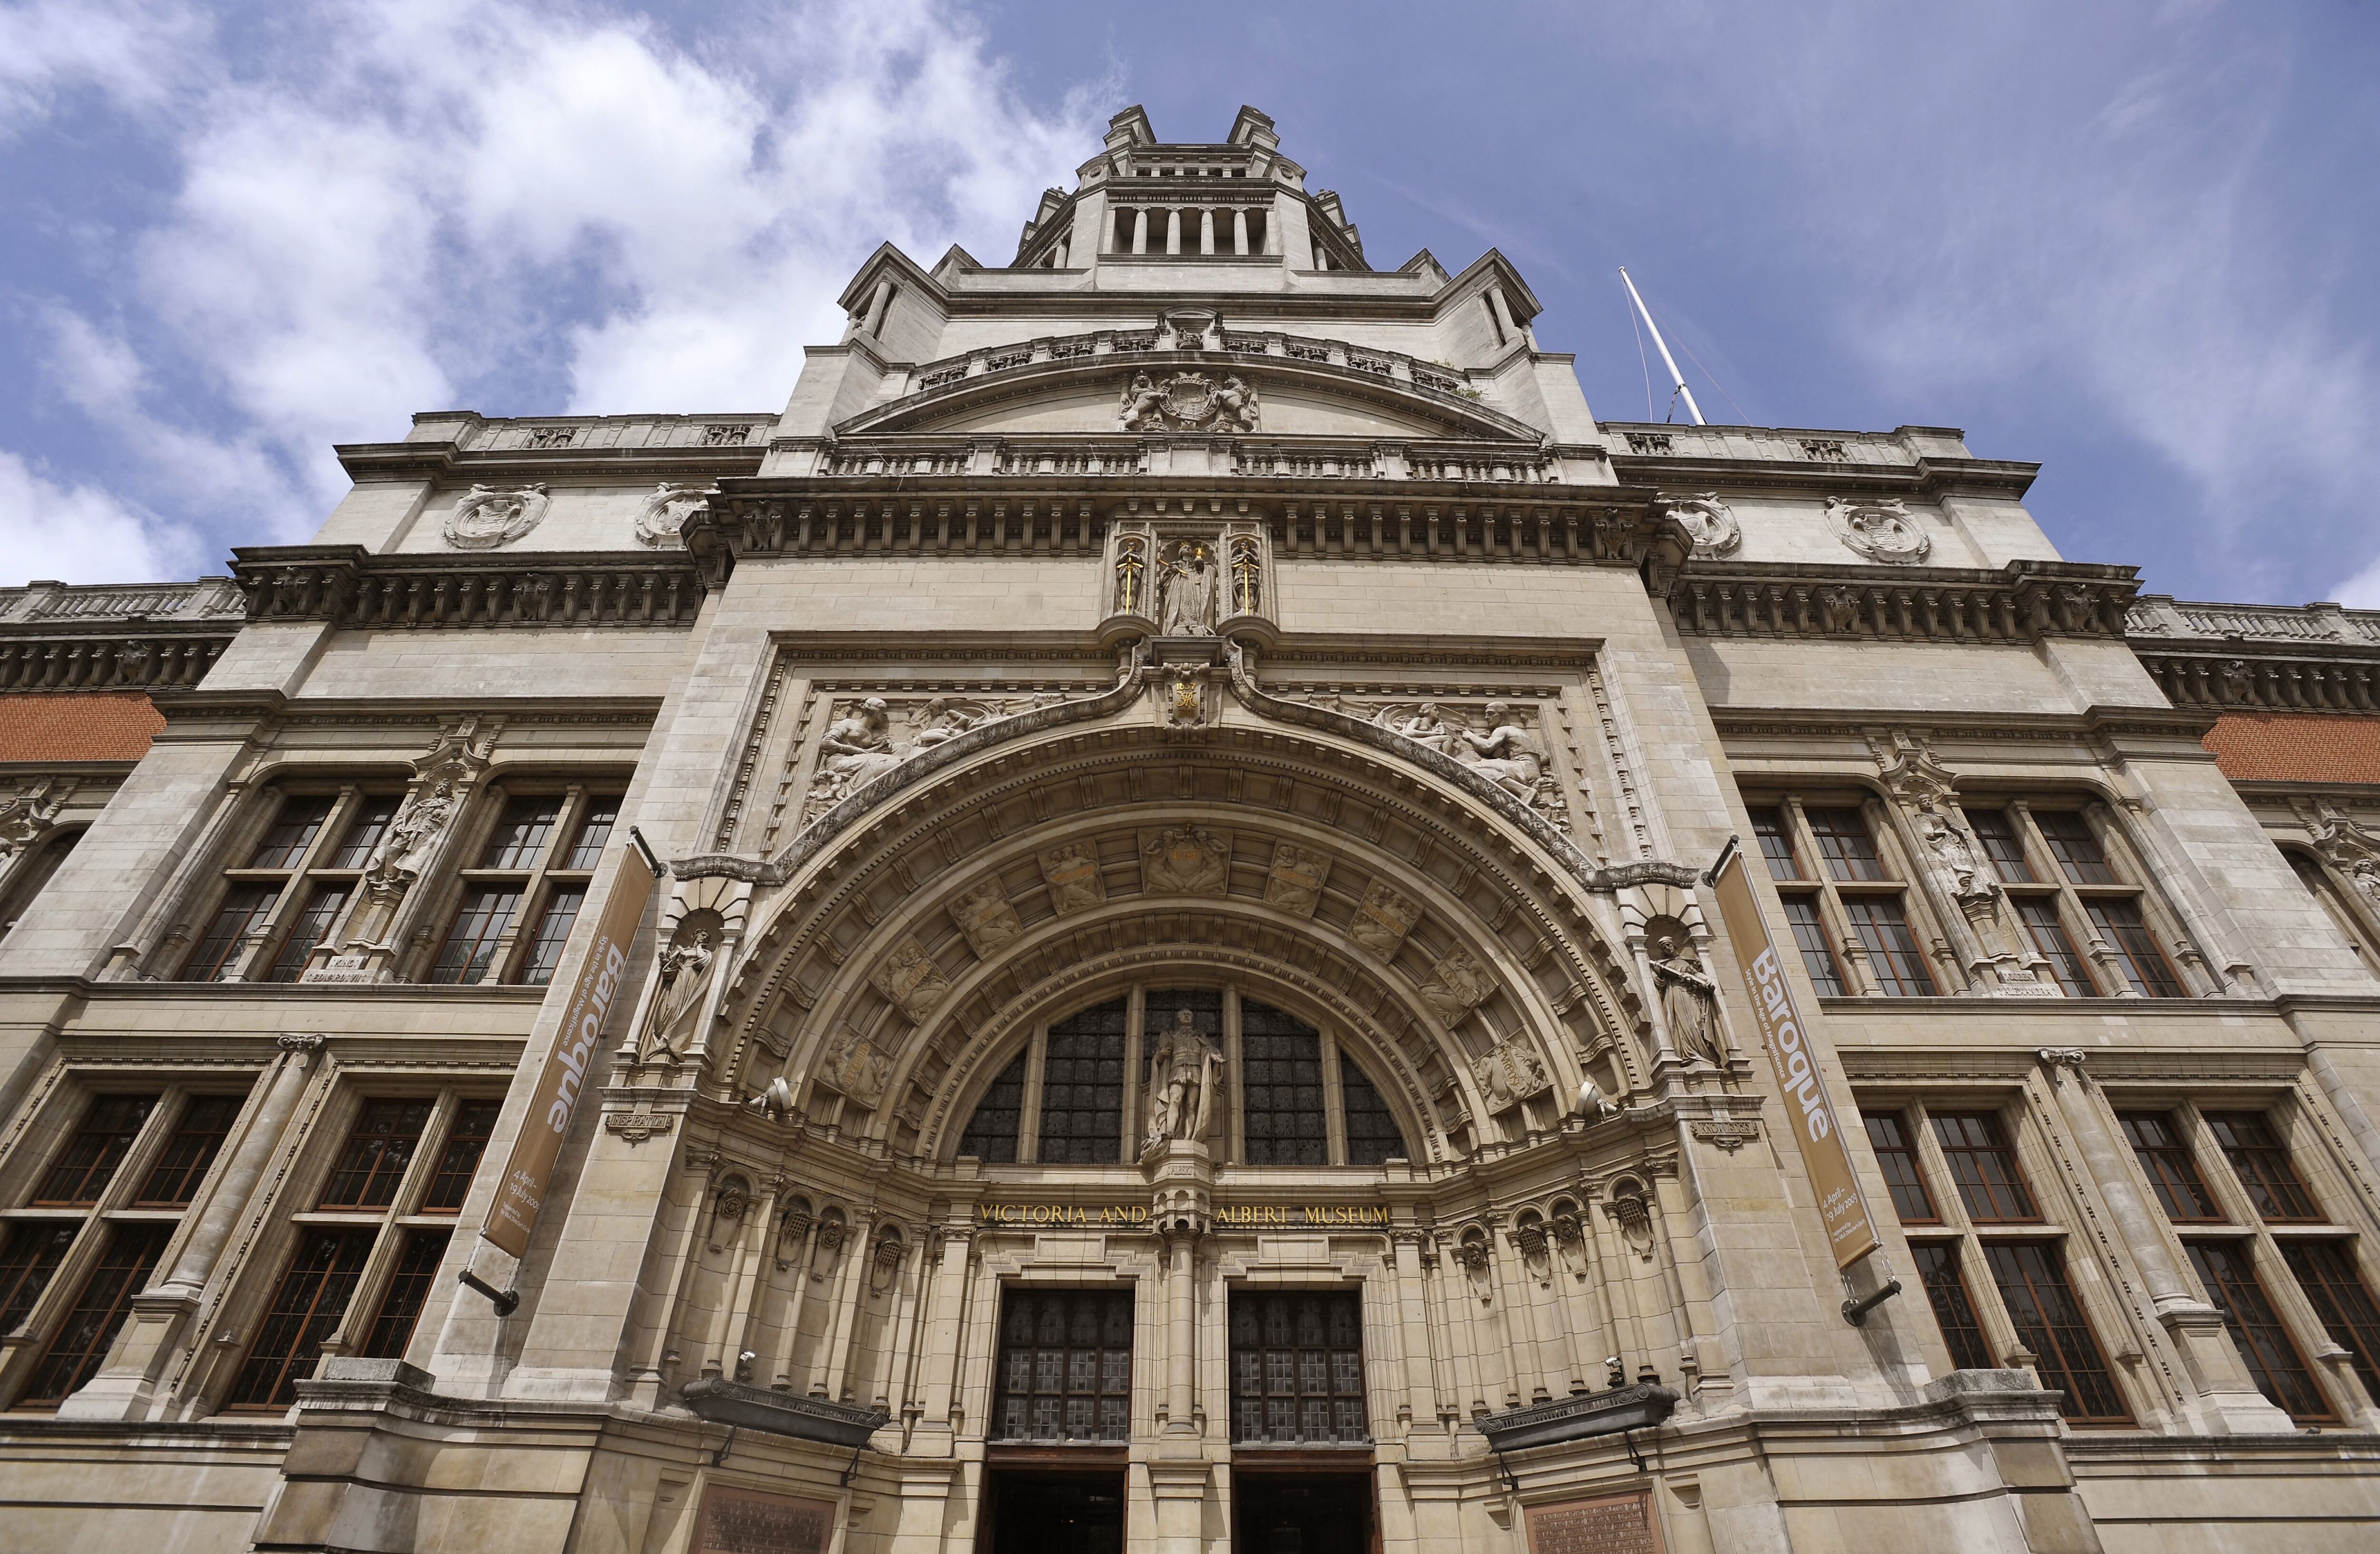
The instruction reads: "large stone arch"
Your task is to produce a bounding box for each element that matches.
[699,690,1666,1163]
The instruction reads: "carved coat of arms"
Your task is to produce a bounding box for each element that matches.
[1118,371,1260,433]
[1141,826,1230,896]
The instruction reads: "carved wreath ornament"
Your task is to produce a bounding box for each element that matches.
[1658,491,1741,558]
[1825,495,1930,565]
[442,483,551,549]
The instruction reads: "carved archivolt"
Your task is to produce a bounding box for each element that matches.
[1824,495,1930,565]
[442,483,551,549]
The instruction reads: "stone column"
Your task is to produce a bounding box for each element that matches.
[1199,209,1214,255]
[862,278,893,337]
[1388,1231,1442,1441]
[1164,208,1181,256]
[715,1175,780,1381]
[820,1209,877,1401]
[1232,209,1249,256]
[1486,285,1520,343]
[770,1209,822,1391]
[1131,208,1149,255]
[911,1223,973,1453]
[2035,1050,2291,1433]
[59,1033,322,1420]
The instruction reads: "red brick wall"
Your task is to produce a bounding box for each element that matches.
[2203,712,2380,785]
[0,693,165,763]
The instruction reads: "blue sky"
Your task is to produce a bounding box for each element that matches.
[2,1,2373,608]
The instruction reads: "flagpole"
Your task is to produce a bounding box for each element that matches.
[1618,267,1706,427]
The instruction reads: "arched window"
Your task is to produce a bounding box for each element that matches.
[953,981,1413,1166]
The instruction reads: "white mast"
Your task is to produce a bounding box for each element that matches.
[1618,267,1706,427]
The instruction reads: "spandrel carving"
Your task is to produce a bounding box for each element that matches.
[1348,697,1576,834]
[799,693,1069,822]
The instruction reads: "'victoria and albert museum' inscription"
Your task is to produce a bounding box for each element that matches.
[974,1201,1392,1228]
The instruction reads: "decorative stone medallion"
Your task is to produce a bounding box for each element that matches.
[1659,491,1741,558]
[1824,495,1930,565]
[442,483,551,550]
[634,481,707,548]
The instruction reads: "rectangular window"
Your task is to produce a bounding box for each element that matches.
[1984,1241,2127,1422]
[2035,811,2117,886]
[0,1221,78,1334]
[514,884,585,986]
[225,1227,375,1410]
[180,883,279,981]
[34,1094,158,1205]
[2016,897,2097,996]
[327,795,399,869]
[2186,1241,2328,1419]
[317,1098,434,1210]
[2204,1112,2320,1222]
[134,1094,243,1207]
[2118,1112,2221,1222]
[1750,807,1801,878]
[478,797,560,870]
[2084,899,2183,997]
[1781,897,1845,996]
[359,1228,452,1361]
[1039,997,1131,1164]
[958,1053,1027,1165]
[1844,897,1934,996]
[1230,1291,1368,1444]
[248,795,334,869]
[1911,1242,1993,1370]
[268,884,350,982]
[20,1223,171,1405]
[1966,808,2034,883]
[1339,1059,1409,1166]
[428,885,521,985]
[1931,1112,2039,1223]
[2280,1241,2380,1400]
[1863,1112,1938,1223]
[992,1288,1133,1442]
[417,1101,499,1213]
[1240,1001,1326,1167]
[1805,807,1887,882]
[564,797,620,870]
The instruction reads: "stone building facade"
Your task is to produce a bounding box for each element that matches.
[2,105,2379,1554]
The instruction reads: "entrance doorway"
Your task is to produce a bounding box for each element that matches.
[1234,1469,1376,1554]
[981,1469,1125,1554]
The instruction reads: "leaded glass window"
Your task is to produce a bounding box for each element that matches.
[1339,1060,1409,1166]
[1038,998,1129,1164]
[1983,1241,2127,1422]
[1240,1000,1325,1167]
[992,1288,1133,1441]
[1229,1291,1368,1444]
[959,1053,1027,1164]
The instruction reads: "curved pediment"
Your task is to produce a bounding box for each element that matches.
[841,347,1545,444]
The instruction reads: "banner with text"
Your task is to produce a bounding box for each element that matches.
[1708,847,1879,1269]
[481,846,657,1259]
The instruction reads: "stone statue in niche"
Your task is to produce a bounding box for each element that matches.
[443,483,551,550]
[1142,1006,1223,1151]
[1659,491,1742,558]
[362,777,460,902]
[868,936,951,1024]
[1349,880,1422,958]
[1649,935,1722,1065]
[1825,495,1931,565]
[1141,825,1230,896]
[1263,842,1331,917]
[1156,540,1218,636]
[634,482,706,548]
[641,928,717,1060]
[1118,370,1260,434]
[1915,807,1998,906]
[1114,534,1150,617]
[818,1024,891,1108]
[1040,843,1107,914]
[1418,946,1496,1026]
[948,878,1022,957]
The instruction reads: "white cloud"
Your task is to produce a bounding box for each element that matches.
[0,0,207,134]
[0,450,203,583]
[2338,556,2380,612]
[4,0,1114,583]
